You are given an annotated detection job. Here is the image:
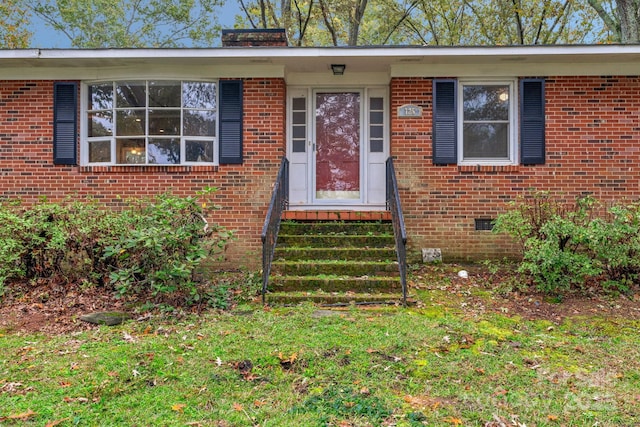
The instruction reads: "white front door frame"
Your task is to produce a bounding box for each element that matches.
[287,85,389,210]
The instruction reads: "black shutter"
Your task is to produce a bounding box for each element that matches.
[53,82,77,165]
[432,79,457,164]
[219,80,243,164]
[520,79,545,165]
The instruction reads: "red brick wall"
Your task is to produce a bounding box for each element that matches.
[4,75,640,264]
[0,78,286,267]
[391,75,640,261]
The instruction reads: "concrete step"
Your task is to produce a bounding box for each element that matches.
[269,275,401,293]
[266,215,405,306]
[277,234,394,248]
[274,247,397,262]
[266,291,405,306]
[271,260,400,277]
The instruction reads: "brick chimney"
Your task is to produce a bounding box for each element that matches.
[221,29,288,47]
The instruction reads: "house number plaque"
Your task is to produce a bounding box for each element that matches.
[397,104,422,118]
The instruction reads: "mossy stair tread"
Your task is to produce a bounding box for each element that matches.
[271,260,400,277]
[274,247,397,261]
[269,274,401,292]
[268,218,403,304]
[266,291,405,305]
[277,234,394,248]
[279,222,393,235]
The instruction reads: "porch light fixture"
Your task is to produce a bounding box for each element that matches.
[331,64,346,75]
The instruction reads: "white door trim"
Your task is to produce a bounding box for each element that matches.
[287,85,389,210]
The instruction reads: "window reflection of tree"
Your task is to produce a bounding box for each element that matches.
[183,82,216,137]
[315,93,360,192]
[88,81,217,165]
[463,85,508,121]
[148,138,180,164]
[463,85,509,158]
[186,140,213,162]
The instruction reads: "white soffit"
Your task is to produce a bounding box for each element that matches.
[0,45,640,79]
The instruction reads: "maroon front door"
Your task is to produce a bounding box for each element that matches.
[314,92,361,201]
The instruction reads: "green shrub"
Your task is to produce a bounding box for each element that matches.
[494,192,640,295]
[0,188,233,305]
[102,188,233,303]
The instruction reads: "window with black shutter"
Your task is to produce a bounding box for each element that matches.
[432,78,545,166]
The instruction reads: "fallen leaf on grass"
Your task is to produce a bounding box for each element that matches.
[123,331,136,343]
[63,397,89,403]
[231,360,258,380]
[403,395,444,411]
[171,403,186,412]
[45,418,69,427]
[278,352,298,369]
[443,416,463,425]
[253,400,267,407]
[0,382,23,393]
[232,403,244,411]
[1,410,37,421]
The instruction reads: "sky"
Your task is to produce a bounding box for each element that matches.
[28,1,241,48]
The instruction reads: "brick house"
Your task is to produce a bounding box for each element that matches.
[2,29,640,266]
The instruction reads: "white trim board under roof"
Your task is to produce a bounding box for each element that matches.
[1,44,640,80]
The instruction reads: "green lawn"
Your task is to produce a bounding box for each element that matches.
[1,284,640,426]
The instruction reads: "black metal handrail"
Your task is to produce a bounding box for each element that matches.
[261,156,289,304]
[386,157,408,305]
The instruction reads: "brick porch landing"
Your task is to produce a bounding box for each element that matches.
[282,210,391,221]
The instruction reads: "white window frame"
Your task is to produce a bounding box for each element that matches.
[457,79,518,166]
[81,80,218,166]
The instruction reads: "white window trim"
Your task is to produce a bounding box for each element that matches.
[81,80,219,166]
[457,79,518,166]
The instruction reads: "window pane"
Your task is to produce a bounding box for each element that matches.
[370,111,383,124]
[292,140,306,153]
[149,109,180,135]
[88,111,113,137]
[116,138,145,164]
[184,110,216,136]
[116,82,146,108]
[370,140,383,153]
[148,138,180,164]
[185,139,214,162]
[292,125,306,139]
[149,81,181,107]
[183,82,216,109]
[370,125,383,139]
[463,123,509,158]
[292,111,306,124]
[89,83,113,110]
[89,140,111,162]
[463,85,509,121]
[370,97,383,110]
[115,109,145,135]
[292,97,306,110]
